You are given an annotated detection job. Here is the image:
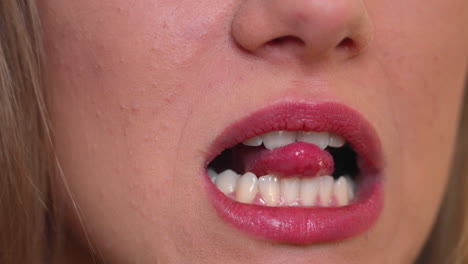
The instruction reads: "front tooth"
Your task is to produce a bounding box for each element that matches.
[328,133,346,148]
[262,131,297,150]
[235,172,258,203]
[207,168,218,183]
[297,131,330,149]
[280,177,300,206]
[300,177,320,206]
[345,175,355,201]
[258,175,280,206]
[242,136,263,147]
[215,169,239,195]
[334,176,349,206]
[318,176,334,207]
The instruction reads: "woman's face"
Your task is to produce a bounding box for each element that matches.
[40,0,467,263]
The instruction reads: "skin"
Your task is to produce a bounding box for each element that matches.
[39,0,468,263]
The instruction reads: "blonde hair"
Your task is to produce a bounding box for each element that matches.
[0,0,466,263]
[0,0,61,263]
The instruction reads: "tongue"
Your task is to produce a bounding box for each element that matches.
[235,142,334,177]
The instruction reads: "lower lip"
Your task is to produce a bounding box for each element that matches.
[205,173,382,244]
[204,101,383,244]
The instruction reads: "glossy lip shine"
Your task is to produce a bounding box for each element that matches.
[203,101,384,244]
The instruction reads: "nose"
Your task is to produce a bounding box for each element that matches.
[231,0,373,61]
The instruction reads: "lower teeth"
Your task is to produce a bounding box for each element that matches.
[208,168,355,207]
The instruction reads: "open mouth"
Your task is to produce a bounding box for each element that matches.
[203,101,383,244]
[208,131,358,207]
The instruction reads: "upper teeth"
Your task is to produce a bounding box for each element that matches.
[242,130,346,150]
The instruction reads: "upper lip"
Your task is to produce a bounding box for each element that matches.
[203,99,384,244]
[204,100,382,175]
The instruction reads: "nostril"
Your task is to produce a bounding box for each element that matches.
[265,36,359,59]
[266,35,306,48]
[336,37,357,53]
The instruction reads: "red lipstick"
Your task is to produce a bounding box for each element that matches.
[203,101,383,244]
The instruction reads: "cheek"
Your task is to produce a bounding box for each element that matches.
[40,0,236,261]
[365,0,468,258]
[41,0,233,178]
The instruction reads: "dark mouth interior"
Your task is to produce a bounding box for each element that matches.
[208,143,359,180]
[327,144,359,179]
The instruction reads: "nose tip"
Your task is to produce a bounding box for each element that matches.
[231,0,373,61]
